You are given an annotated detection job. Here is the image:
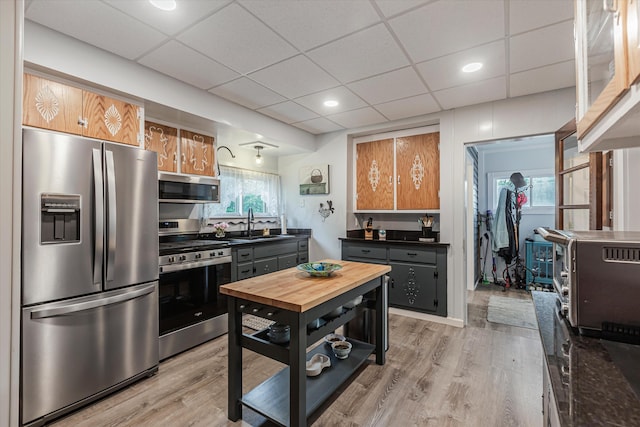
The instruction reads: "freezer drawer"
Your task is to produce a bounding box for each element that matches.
[21,282,159,426]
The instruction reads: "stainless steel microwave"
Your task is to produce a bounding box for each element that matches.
[537,228,640,338]
[158,172,220,203]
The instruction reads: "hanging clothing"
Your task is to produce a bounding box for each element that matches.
[492,187,518,264]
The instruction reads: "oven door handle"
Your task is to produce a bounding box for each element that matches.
[536,227,570,245]
[160,256,232,273]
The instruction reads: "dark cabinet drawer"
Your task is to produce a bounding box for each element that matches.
[236,262,253,280]
[236,247,253,261]
[344,244,386,260]
[389,247,436,264]
[298,239,308,251]
[254,241,298,258]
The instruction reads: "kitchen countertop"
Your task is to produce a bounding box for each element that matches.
[220,259,390,312]
[339,237,449,247]
[531,291,640,426]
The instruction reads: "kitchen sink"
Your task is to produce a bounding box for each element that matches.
[228,235,295,243]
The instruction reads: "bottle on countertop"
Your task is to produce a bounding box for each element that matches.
[365,217,373,240]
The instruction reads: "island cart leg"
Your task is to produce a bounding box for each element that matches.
[289,314,307,427]
[227,297,243,421]
[375,276,387,365]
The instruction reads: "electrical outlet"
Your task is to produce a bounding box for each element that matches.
[299,199,305,208]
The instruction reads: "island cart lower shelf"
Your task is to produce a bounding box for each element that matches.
[241,339,374,427]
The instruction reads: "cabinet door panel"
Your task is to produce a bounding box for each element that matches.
[83,92,139,145]
[356,139,394,210]
[254,257,277,276]
[396,133,439,210]
[278,253,298,270]
[23,74,83,135]
[629,0,640,85]
[144,121,177,172]
[388,263,437,313]
[180,130,215,176]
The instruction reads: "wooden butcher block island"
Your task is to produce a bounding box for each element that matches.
[221,259,391,427]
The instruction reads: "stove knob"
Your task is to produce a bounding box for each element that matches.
[218,251,224,256]
[561,303,569,316]
[179,255,186,261]
[168,256,175,263]
[210,251,216,257]
[561,286,569,296]
[560,271,568,278]
[195,253,202,259]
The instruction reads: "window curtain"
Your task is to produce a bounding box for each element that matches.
[206,166,280,217]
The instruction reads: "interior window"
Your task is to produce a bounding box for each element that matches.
[206,166,280,217]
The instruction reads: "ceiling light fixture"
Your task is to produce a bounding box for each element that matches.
[323,100,339,107]
[462,62,483,73]
[149,0,177,11]
[255,145,264,165]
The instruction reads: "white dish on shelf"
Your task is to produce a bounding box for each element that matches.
[306,354,331,376]
[344,295,363,309]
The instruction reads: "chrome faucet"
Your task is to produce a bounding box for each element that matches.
[246,207,254,237]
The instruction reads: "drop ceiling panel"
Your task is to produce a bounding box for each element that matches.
[26,0,167,60]
[139,41,239,90]
[510,20,574,73]
[177,3,297,74]
[375,93,441,121]
[258,101,319,124]
[510,60,576,97]
[249,55,340,99]
[389,0,505,63]
[374,0,430,18]
[208,77,287,110]
[308,24,410,83]
[347,66,428,105]
[240,0,381,51]
[294,86,367,116]
[327,107,388,129]
[509,0,573,35]
[433,76,507,110]
[416,41,505,91]
[104,0,232,36]
[291,117,345,134]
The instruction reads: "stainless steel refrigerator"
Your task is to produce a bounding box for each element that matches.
[21,128,159,427]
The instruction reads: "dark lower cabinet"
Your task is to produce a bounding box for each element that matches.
[231,237,309,282]
[342,240,447,317]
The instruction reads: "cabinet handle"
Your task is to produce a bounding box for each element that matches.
[397,175,400,184]
[388,176,392,184]
[240,253,250,257]
[173,153,177,164]
[240,269,250,274]
[407,252,417,256]
[390,278,395,288]
[361,249,370,253]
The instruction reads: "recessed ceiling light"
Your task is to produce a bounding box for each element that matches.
[462,62,483,73]
[324,100,339,107]
[149,0,176,11]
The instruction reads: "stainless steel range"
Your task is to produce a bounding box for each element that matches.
[159,219,231,360]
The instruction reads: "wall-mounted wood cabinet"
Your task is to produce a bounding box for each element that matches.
[355,131,439,211]
[144,121,178,172]
[180,129,215,177]
[575,0,640,151]
[23,73,141,146]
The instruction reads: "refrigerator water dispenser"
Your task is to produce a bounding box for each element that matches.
[40,194,80,244]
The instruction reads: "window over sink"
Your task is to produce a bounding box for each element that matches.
[205,165,280,217]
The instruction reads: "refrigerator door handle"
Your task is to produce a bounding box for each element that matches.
[105,150,117,282]
[92,148,104,286]
[30,284,155,319]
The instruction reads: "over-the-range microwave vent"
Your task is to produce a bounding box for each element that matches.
[603,246,640,263]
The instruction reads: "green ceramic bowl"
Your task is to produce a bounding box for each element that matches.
[296,262,342,277]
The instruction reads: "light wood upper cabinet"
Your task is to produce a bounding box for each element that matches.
[23,73,141,146]
[628,0,640,85]
[575,0,629,139]
[82,92,140,145]
[180,130,215,176]
[23,73,84,135]
[355,131,440,211]
[396,133,440,210]
[356,138,394,210]
[144,121,178,172]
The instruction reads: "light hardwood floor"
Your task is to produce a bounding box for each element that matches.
[50,286,542,427]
